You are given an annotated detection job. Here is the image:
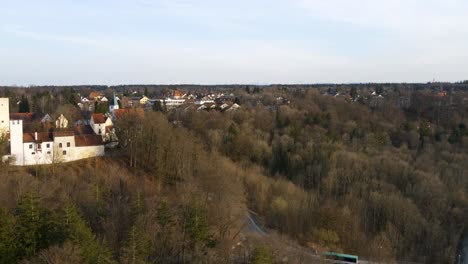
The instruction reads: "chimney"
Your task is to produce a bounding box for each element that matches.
[35,132,38,141]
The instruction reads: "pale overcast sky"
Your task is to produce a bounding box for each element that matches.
[1,0,467,85]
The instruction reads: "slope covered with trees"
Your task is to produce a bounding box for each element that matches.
[0,112,253,263]
[173,89,468,263]
[1,85,467,263]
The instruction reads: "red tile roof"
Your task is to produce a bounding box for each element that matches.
[173,90,183,97]
[10,113,43,122]
[88,91,102,99]
[23,132,53,143]
[92,113,107,124]
[53,130,74,137]
[75,134,103,147]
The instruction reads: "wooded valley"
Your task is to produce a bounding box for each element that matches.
[0,84,467,263]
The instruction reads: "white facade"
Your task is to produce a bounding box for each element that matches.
[0,98,9,136]
[10,120,24,165]
[154,98,186,108]
[53,135,75,163]
[22,139,54,166]
[195,99,215,105]
[10,131,104,166]
[2,97,105,166]
[90,115,113,136]
[56,114,69,128]
[73,145,104,160]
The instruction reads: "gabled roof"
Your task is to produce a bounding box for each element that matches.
[54,130,74,137]
[173,90,183,97]
[89,91,102,99]
[75,134,104,147]
[23,132,53,143]
[92,113,107,124]
[10,113,46,123]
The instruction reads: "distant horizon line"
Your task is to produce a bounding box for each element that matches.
[1,81,467,88]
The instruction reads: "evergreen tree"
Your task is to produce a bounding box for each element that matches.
[18,95,30,113]
[156,202,175,261]
[0,207,17,263]
[95,102,109,114]
[152,101,163,112]
[14,193,66,260]
[183,204,214,253]
[63,204,113,264]
[350,86,358,99]
[120,225,150,264]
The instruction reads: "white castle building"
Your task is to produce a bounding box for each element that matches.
[1,97,105,166]
[0,98,9,137]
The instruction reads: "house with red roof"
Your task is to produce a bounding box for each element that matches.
[90,113,114,142]
[3,98,105,166]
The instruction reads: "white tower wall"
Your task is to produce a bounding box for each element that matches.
[0,98,9,136]
[10,120,24,165]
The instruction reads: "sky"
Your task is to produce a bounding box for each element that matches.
[1,0,468,85]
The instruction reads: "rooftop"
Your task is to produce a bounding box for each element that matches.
[92,113,107,124]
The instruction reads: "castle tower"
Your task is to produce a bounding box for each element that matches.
[0,98,10,136]
[10,120,24,165]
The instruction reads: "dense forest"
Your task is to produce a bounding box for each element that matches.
[0,84,467,263]
[169,87,468,263]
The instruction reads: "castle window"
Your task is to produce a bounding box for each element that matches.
[1,120,3,123]
[67,142,70,147]
[29,144,33,149]
[63,150,67,155]
[98,129,101,135]
[46,143,50,148]
[47,151,51,154]
[59,143,62,148]
[31,152,35,155]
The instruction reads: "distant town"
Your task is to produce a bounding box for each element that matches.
[1,82,468,167]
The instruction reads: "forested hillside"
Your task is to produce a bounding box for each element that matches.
[0,85,467,263]
[172,88,468,263]
[0,112,251,263]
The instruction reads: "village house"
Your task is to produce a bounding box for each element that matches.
[90,113,114,142]
[140,96,150,105]
[1,97,105,166]
[88,91,103,101]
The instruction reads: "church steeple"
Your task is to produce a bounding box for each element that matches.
[113,91,119,110]
[109,90,119,117]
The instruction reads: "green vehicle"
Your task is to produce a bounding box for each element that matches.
[323,251,359,263]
